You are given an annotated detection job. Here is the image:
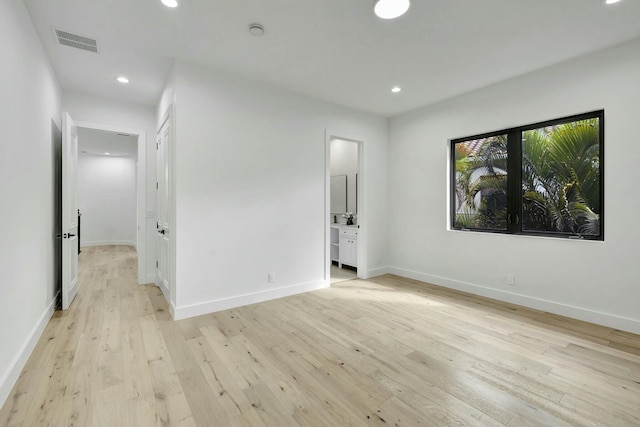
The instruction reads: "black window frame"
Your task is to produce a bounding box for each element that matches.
[450,110,604,241]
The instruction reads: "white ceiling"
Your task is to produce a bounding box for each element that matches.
[78,128,137,158]
[24,0,640,117]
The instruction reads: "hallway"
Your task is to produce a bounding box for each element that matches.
[0,246,170,426]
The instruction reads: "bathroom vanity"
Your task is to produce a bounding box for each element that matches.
[330,224,358,269]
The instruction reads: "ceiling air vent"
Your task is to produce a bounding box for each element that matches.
[52,27,99,53]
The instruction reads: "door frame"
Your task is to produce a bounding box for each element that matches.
[324,130,365,285]
[75,119,147,285]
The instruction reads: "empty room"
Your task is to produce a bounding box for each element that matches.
[1,0,639,426]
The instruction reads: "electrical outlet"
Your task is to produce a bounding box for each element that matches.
[268,273,274,283]
[507,274,515,286]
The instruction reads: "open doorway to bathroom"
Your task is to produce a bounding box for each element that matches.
[328,137,360,284]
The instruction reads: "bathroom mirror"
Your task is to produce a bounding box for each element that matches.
[330,175,347,213]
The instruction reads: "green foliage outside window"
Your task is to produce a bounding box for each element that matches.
[452,112,602,239]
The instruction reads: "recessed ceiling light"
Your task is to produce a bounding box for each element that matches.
[604,0,622,3]
[374,0,410,19]
[104,152,110,155]
[161,0,178,8]
[116,76,129,84]
[391,86,402,93]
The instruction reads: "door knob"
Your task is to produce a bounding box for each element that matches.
[63,233,76,238]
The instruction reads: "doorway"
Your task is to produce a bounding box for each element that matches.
[74,119,147,285]
[326,134,363,285]
[77,128,138,250]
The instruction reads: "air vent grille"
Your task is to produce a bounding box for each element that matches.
[52,27,98,53]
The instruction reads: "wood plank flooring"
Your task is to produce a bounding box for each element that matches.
[1,245,640,426]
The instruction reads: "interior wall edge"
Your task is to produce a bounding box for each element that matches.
[386,266,640,335]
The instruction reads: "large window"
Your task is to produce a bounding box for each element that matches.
[451,110,604,240]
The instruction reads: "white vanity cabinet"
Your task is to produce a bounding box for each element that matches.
[330,225,340,264]
[338,226,358,268]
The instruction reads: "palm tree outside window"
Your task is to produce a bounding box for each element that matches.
[451,110,604,240]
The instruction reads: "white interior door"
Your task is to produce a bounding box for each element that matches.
[62,112,79,309]
[156,116,170,295]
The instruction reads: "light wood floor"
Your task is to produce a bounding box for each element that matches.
[2,246,640,426]
[330,264,357,284]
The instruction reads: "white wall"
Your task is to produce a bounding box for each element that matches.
[163,61,389,319]
[330,138,359,217]
[62,91,157,282]
[0,0,61,407]
[388,38,640,333]
[78,154,137,247]
[157,70,175,128]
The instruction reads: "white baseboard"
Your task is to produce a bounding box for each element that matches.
[173,280,328,320]
[0,291,58,408]
[362,266,391,280]
[388,267,640,335]
[144,274,157,285]
[81,240,136,248]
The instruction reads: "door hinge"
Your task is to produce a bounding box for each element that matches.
[156,182,158,189]
[156,261,159,268]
